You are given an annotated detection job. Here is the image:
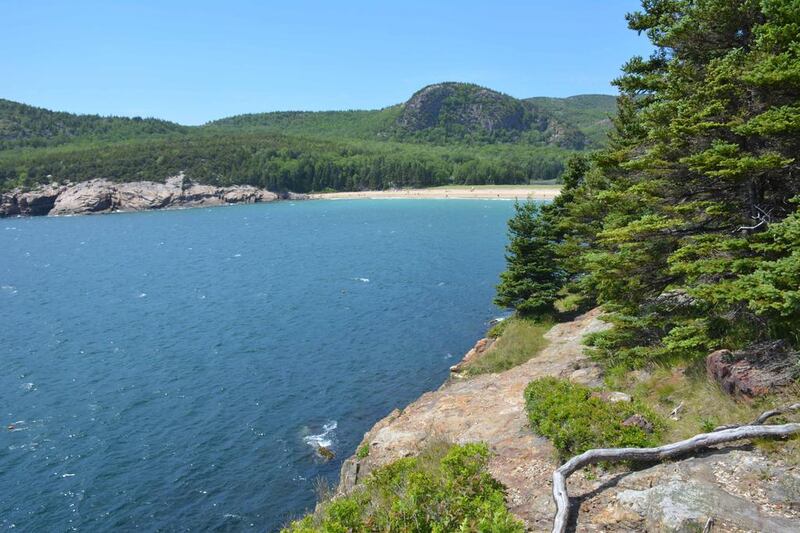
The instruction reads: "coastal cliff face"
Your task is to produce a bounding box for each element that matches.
[0,174,305,217]
[338,310,800,532]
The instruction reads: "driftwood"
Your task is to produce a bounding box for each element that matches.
[714,402,800,431]
[551,407,800,533]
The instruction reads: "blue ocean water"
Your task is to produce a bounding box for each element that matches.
[1,199,517,531]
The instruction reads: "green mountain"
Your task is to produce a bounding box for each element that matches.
[0,98,188,150]
[207,83,611,149]
[525,94,617,147]
[0,83,618,193]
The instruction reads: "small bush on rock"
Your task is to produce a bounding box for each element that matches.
[524,377,664,460]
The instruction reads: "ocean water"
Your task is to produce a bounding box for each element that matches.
[1,199,518,531]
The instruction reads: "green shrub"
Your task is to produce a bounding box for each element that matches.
[283,443,523,532]
[356,444,369,459]
[524,377,664,460]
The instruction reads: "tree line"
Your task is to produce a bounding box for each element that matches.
[0,132,568,192]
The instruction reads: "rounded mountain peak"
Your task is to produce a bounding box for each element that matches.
[396,82,530,133]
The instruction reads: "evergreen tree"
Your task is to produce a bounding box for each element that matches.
[495,202,563,317]
[528,0,800,368]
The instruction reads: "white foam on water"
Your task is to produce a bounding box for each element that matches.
[61,473,75,478]
[354,278,370,283]
[20,382,34,392]
[137,293,147,298]
[303,420,337,449]
[1,285,17,295]
[7,421,28,432]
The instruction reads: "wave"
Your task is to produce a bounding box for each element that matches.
[303,420,337,449]
[1,285,18,295]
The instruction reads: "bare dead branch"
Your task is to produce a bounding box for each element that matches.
[714,403,800,431]
[734,204,773,233]
[551,420,800,533]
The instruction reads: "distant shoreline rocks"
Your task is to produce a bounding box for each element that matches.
[0,173,307,217]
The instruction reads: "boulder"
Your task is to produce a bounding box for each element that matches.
[50,180,115,215]
[115,181,176,211]
[707,341,799,398]
[222,186,278,204]
[318,446,336,461]
[622,413,654,433]
[179,183,224,206]
[0,192,20,217]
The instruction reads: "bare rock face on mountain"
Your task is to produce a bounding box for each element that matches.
[394,82,585,148]
[0,173,291,217]
[397,83,532,132]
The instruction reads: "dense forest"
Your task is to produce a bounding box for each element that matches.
[0,85,615,193]
[498,0,800,370]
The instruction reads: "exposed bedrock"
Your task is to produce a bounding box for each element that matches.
[0,173,304,217]
[338,310,800,531]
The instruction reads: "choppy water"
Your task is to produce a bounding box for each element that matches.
[1,199,517,531]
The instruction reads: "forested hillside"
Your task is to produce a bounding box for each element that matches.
[499,0,800,370]
[0,99,188,150]
[525,95,617,147]
[0,83,617,192]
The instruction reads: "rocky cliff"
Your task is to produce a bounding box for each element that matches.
[337,309,800,532]
[394,82,586,148]
[0,174,305,217]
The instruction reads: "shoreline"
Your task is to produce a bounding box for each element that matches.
[309,186,560,201]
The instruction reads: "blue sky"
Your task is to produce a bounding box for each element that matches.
[1,1,653,125]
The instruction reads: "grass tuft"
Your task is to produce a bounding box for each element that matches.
[463,317,552,376]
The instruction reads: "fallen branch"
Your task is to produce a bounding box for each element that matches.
[714,402,800,431]
[551,421,800,533]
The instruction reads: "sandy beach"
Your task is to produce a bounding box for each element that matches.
[309,186,561,201]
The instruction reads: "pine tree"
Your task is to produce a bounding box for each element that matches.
[535,0,800,367]
[495,202,563,317]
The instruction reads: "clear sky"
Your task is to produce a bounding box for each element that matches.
[1,1,653,125]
